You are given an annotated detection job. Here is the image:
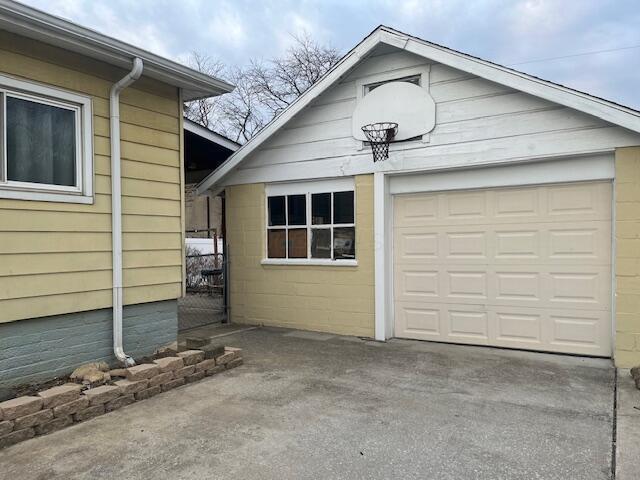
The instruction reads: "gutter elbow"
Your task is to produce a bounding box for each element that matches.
[110,57,143,98]
[130,57,144,81]
[115,347,136,367]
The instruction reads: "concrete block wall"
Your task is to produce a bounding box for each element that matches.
[226,175,375,338]
[0,300,177,400]
[615,146,640,367]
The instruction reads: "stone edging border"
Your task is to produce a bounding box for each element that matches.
[0,347,243,449]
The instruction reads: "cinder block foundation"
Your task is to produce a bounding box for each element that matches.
[0,300,178,400]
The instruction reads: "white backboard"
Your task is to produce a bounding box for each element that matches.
[352,81,436,141]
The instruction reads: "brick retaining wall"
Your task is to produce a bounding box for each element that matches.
[0,347,243,449]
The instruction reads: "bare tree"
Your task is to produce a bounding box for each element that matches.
[218,66,266,143]
[248,33,341,116]
[185,32,341,143]
[183,52,226,130]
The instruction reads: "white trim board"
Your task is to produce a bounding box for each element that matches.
[197,25,640,195]
[388,154,614,194]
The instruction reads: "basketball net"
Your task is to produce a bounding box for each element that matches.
[361,122,398,162]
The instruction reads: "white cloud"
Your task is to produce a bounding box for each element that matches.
[13,0,640,109]
[207,3,247,47]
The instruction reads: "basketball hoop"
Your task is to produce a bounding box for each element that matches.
[361,122,398,162]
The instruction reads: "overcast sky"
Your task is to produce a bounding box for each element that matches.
[22,0,640,110]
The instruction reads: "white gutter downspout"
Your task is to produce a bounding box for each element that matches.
[111,57,143,366]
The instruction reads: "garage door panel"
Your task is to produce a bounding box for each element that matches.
[495,188,540,218]
[548,223,611,261]
[395,303,611,355]
[550,312,604,351]
[495,230,540,259]
[447,309,489,340]
[546,182,611,220]
[395,221,610,265]
[394,183,611,227]
[547,267,610,308]
[495,308,609,355]
[397,269,439,298]
[393,181,612,356]
[396,231,438,260]
[400,195,438,223]
[443,191,488,219]
[395,303,443,338]
[447,270,487,299]
[495,271,541,302]
[396,265,610,311]
[495,311,543,345]
[445,231,488,259]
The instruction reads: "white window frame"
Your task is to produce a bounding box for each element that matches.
[355,64,432,150]
[0,73,93,204]
[262,178,357,266]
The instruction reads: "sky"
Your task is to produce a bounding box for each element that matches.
[21,0,640,110]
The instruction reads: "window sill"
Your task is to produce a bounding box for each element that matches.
[261,258,358,267]
[0,188,94,204]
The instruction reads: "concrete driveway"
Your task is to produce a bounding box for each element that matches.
[0,327,614,479]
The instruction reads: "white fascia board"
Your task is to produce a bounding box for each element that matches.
[184,119,240,151]
[391,30,640,134]
[0,0,233,100]
[195,30,385,196]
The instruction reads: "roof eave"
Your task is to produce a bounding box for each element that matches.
[184,118,240,151]
[0,0,234,100]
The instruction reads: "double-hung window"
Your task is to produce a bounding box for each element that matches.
[0,74,93,203]
[265,179,356,264]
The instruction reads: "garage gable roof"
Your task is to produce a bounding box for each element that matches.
[197,25,640,194]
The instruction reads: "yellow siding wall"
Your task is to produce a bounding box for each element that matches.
[226,175,375,337]
[0,31,183,323]
[615,146,640,367]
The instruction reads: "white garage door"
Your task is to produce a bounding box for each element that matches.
[393,181,612,356]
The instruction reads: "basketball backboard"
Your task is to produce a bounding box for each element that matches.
[351,81,436,141]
